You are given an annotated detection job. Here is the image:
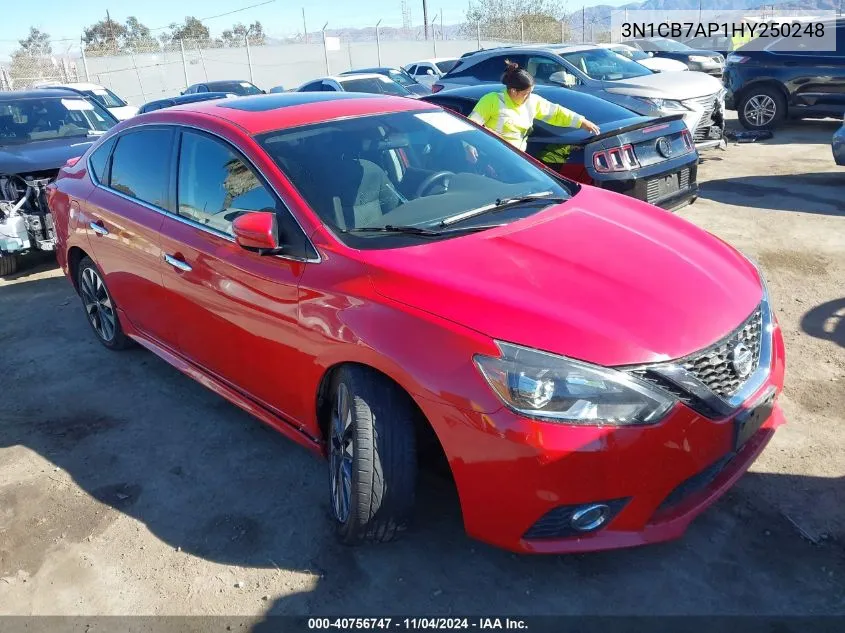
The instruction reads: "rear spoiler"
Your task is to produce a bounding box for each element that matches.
[531,113,686,147]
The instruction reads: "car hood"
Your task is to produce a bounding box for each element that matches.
[365,186,762,367]
[603,70,722,99]
[0,137,98,174]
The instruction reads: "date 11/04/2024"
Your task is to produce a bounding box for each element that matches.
[307,618,529,630]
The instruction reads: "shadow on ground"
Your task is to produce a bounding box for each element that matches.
[699,172,844,215]
[1,274,844,619]
[802,298,845,349]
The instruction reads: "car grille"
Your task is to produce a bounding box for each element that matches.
[629,304,764,417]
[685,93,723,142]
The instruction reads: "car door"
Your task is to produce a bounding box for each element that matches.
[82,127,176,346]
[770,26,845,111]
[156,127,317,422]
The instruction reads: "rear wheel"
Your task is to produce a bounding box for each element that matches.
[738,86,785,130]
[0,253,20,276]
[77,256,131,350]
[328,366,417,544]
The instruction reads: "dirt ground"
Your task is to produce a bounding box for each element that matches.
[1,114,843,618]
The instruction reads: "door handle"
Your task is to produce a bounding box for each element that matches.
[90,221,109,236]
[164,254,192,272]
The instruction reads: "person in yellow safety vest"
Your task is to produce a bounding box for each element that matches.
[468,60,600,152]
[731,20,754,51]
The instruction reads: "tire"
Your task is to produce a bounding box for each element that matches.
[328,365,417,544]
[0,253,20,276]
[738,86,786,130]
[77,256,131,350]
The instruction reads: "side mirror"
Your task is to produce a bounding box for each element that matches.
[232,211,280,253]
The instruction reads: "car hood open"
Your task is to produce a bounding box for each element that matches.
[365,186,762,367]
[603,70,722,99]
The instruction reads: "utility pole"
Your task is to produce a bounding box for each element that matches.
[440,9,444,41]
[106,9,115,51]
[302,8,308,44]
[423,0,430,40]
[321,22,330,74]
[375,19,382,65]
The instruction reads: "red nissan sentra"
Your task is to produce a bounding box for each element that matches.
[47,92,786,554]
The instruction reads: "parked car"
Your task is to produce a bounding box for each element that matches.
[182,80,264,96]
[1,89,117,275]
[48,91,785,553]
[403,58,461,87]
[683,35,733,59]
[423,84,699,210]
[626,38,725,76]
[296,73,415,97]
[598,43,689,73]
[341,67,430,96]
[723,20,845,130]
[138,92,236,114]
[833,114,845,166]
[35,82,138,120]
[434,45,726,150]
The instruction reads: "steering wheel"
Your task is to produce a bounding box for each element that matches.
[415,171,454,198]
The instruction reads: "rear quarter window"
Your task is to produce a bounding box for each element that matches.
[89,136,116,184]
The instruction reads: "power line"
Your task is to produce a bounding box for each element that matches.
[147,0,279,32]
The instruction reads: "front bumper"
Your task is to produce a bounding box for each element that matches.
[421,324,785,554]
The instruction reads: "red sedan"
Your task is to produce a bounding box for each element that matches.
[47,92,786,553]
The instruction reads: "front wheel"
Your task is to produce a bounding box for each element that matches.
[0,253,20,276]
[328,366,417,544]
[738,86,786,130]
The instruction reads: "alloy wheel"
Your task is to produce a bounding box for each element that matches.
[744,94,777,127]
[80,267,116,342]
[329,382,354,523]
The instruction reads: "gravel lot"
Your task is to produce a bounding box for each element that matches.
[1,114,843,619]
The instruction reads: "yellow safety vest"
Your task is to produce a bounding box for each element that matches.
[468,90,583,151]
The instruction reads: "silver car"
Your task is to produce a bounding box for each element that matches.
[435,44,726,150]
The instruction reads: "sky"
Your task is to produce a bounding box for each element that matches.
[0,0,633,58]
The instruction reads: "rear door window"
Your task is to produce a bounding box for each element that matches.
[108,128,174,210]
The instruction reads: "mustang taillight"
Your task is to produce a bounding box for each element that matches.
[431,84,444,93]
[681,129,694,151]
[593,144,639,172]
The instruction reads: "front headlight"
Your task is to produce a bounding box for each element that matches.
[631,96,688,112]
[474,342,675,425]
[689,55,712,63]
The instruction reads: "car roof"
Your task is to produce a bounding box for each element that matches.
[42,82,105,91]
[340,67,400,75]
[157,92,434,134]
[460,43,600,64]
[0,88,90,99]
[335,73,391,82]
[409,57,459,63]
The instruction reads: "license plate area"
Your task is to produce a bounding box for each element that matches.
[734,390,776,451]
[646,172,682,203]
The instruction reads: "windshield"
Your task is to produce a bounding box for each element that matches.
[387,69,417,87]
[613,46,649,61]
[0,97,115,145]
[257,110,571,248]
[84,88,127,108]
[650,38,692,52]
[340,77,410,96]
[435,60,459,73]
[560,48,652,80]
[211,81,262,95]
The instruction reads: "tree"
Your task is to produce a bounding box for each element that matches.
[465,0,569,43]
[17,27,52,56]
[125,16,159,51]
[168,16,211,42]
[82,17,128,54]
[221,21,266,47]
[9,27,59,87]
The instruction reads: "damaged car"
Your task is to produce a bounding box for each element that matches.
[0,88,117,275]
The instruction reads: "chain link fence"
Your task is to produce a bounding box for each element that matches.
[0,19,615,103]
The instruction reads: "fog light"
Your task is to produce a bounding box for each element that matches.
[570,504,610,532]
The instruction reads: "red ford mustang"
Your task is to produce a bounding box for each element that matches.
[47,92,786,553]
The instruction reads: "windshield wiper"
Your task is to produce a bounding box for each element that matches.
[341,223,507,238]
[439,191,567,227]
